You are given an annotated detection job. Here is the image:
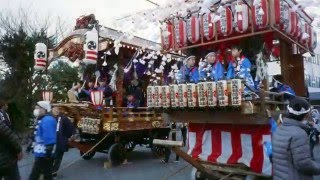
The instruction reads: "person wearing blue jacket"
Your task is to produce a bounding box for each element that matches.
[227,46,255,92]
[177,56,199,83]
[199,52,224,81]
[270,74,296,100]
[29,101,57,180]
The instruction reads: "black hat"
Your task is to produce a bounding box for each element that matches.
[287,97,310,116]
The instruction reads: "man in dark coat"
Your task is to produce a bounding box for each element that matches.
[0,101,12,128]
[272,97,320,180]
[51,106,75,177]
[0,116,22,180]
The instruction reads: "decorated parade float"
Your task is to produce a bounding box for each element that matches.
[147,0,318,179]
[33,15,179,166]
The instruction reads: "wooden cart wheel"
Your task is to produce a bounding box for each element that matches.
[108,143,126,166]
[124,141,136,152]
[80,150,96,160]
[151,144,167,158]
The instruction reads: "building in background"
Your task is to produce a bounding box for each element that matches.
[304,54,320,104]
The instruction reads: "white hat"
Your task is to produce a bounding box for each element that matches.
[37,101,51,112]
[183,56,196,64]
[205,52,216,59]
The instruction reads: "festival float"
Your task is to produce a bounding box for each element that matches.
[33,14,178,166]
[149,0,317,179]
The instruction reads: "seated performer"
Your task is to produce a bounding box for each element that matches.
[199,52,224,81]
[67,81,83,103]
[178,56,199,83]
[227,46,255,92]
[270,74,295,100]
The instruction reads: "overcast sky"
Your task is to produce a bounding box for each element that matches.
[0,0,320,53]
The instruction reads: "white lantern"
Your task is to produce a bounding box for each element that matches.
[42,91,53,102]
[230,79,242,106]
[34,43,47,71]
[147,86,154,108]
[206,82,217,107]
[83,28,99,65]
[178,84,188,107]
[154,86,163,108]
[197,82,208,107]
[161,86,171,108]
[217,80,228,107]
[187,83,197,108]
[90,90,104,106]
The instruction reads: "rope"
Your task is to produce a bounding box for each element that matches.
[52,132,111,174]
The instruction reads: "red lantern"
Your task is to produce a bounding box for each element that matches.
[293,15,302,40]
[42,91,53,102]
[286,10,298,37]
[90,90,104,106]
[274,0,290,30]
[174,18,187,47]
[252,0,269,30]
[187,15,200,44]
[217,5,233,36]
[202,13,215,40]
[234,1,249,33]
[299,22,310,45]
[161,22,174,50]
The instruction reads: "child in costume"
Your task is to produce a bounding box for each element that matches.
[177,56,199,83]
[199,52,224,81]
[227,46,255,93]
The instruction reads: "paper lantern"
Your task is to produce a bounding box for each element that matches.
[217,5,233,36]
[83,28,98,65]
[42,91,53,102]
[170,85,179,108]
[274,0,290,30]
[161,86,171,108]
[252,0,269,29]
[186,15,200,44]
[154,86,162,108]
[234,1,249,33]
[178,84,188,107]
[90,90,104,106]
[230,79,242,106]
[217,80,228,107]
[161,22,174,50]
[197,82,208,107]
[206,82,217,107]
[286,11,298,37]
[202,13,215,40]
[187,83,197,108]
[293,15,302,39]
[174,18,187,47]
[34,43,47,71]
[147,86,154,108]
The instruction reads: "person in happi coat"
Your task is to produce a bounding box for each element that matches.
[29,101,57,180]
[270,74,295,100]
[199,52,224,81]
[272,97,320,180]
[51,106,75,177]
[177,56,199,83]
[227,46,255,92]
[96,78,113,106]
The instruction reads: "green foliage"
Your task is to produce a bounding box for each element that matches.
[0,27,55,131]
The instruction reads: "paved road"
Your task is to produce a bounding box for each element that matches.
[19,146,194,180]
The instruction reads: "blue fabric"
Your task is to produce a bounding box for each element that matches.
[33,115,57,157]
[278,84,296,96]
[226,62,235,80]
[178,65,199,83]
[199,62,224,81]
[237,58,255,92]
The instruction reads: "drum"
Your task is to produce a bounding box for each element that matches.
[197,82,208,107]
[206,82,217,107]
[187,83,198,108]
[217,80,228,107]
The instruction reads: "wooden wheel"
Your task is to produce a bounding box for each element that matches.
[108,143,126,166]
[124,141,136,152]
[150,132,169,158]
[80,150,96,160]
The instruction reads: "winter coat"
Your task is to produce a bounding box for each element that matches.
[33,114,57,158]
[272,118,320,180]
[0,120,22,171]
[56,115,75,153]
